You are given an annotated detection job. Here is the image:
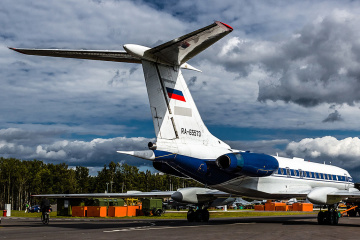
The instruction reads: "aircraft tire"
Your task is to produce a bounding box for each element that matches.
[327,211,335,225]
[332,211,339,225]
[187,209,195,222]
[195,209,203,222]
[201,209,209,222]
[317,211,325,225]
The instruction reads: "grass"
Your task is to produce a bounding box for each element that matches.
[5,211,57,218]
[7,210,316,220]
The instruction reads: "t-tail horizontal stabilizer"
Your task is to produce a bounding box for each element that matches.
[117,150,155,160]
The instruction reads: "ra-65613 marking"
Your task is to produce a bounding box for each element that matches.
[181,128,201,137]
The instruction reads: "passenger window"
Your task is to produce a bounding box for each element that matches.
[294,170,298,176]
[277,168,282,174]
[310,172,314,178]
[315,172,318,178]
[299,170,303,178]
[280,168,284,175]
[286,168,290,177]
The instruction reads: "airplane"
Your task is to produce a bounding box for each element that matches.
[10,21,360,224]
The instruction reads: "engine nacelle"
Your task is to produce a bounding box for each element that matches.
[307,187,343,205]
[215,152,278,177]
[171,187,219,204]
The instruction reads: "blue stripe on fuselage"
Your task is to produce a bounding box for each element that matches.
[153,150,240,185]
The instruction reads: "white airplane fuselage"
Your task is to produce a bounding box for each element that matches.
[153,141,353,201]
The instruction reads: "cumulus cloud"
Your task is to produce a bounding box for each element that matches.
[285,136,360,169]
[0,128,153,167]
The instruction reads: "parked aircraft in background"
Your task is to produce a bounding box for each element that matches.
[11,21,360,224]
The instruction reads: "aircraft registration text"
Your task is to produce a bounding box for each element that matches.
[181,128,201,137]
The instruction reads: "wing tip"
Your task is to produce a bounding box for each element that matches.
[8,47,25,54]
[216,21,234,31]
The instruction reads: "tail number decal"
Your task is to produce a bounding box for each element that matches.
[181,128,201,137]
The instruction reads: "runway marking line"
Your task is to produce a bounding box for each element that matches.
[103,222,256,233]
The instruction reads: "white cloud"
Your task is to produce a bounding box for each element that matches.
[285,136,360,168]
[0,127,153,167]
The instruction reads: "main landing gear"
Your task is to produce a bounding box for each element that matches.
[317,204,339,225]
[187,207,210,222]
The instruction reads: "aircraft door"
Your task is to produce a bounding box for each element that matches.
[345,174,349,190]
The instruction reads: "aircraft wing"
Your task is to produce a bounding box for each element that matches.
[9,48,142,63]
[146,21,233,65]
[32,191,175,199]
[328,189,360,200]
[32,187,235,206]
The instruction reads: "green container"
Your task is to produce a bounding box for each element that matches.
[57,198,85,216]
[142,199,163,216]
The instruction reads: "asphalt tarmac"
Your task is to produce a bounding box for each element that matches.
[1,215,360,240]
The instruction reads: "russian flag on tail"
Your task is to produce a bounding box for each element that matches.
[166,87,186,102]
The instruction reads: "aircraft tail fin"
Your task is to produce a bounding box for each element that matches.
[139,22,233,148]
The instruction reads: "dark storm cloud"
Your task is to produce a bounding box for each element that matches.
[218,10,360,107]
[322,110,343,123]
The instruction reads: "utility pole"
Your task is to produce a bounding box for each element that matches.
[110,181,113,193]
[106,183,109,193]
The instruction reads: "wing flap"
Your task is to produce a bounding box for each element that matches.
[9,48,142,63]
[146,21,233,65]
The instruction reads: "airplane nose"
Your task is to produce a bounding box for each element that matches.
[171,191,183,202]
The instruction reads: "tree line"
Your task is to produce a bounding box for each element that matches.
[0,157,202,210]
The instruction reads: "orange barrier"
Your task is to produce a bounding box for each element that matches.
[87,206,107,217]
[136,208,144,216]
[108,206,127,217]
[292,203,313,212]
[275,205,289,211]
[127,206,140,217]
[265,201,286,211]
[72,206,87,217]
[254,205,264,211]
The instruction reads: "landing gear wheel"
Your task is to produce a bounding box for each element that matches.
[317,211,325,225]
[187,209,196,222]
[201,209,209,222]
[333,211,339,225]
[195,209,203,222]
[327,211,335,225]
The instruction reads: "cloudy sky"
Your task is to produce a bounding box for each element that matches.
[2,0,360,180]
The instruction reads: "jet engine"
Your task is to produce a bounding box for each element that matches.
[215,152,278,177]
[171,187,228,204]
